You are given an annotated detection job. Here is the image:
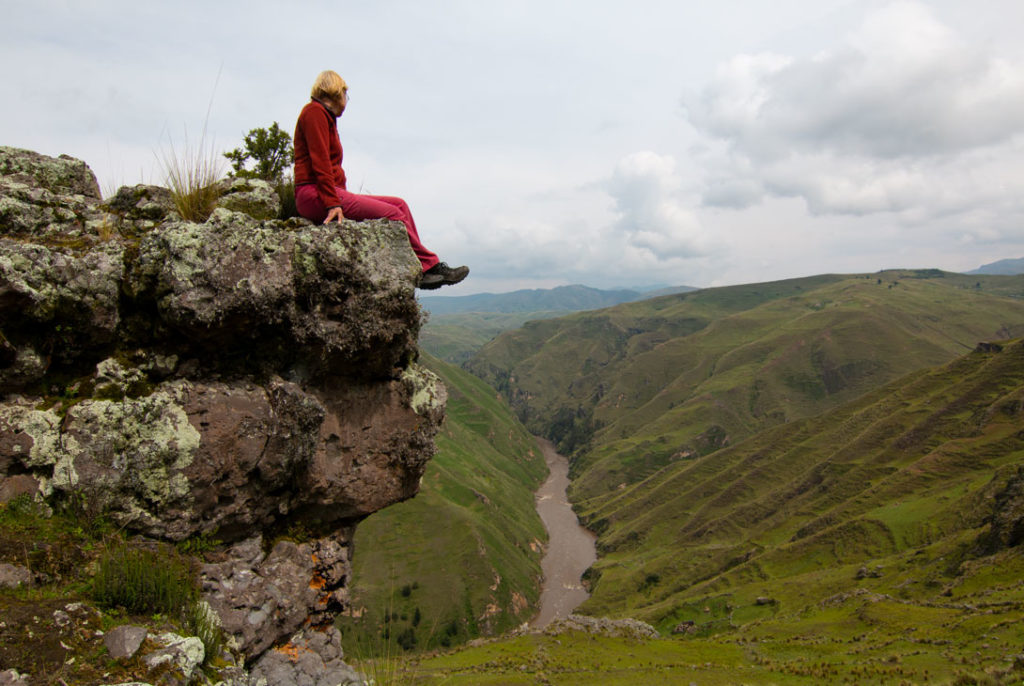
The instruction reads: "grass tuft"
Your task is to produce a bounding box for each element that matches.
[91,544,195,616]
[183,599,224,664]
[158,124,224,222]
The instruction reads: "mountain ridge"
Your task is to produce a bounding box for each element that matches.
[968,256,1024,275]
[419,284,697,315]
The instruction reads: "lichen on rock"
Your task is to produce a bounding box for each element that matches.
[402,362,446,416]
[0,146,101,199]
[214,177,281,220]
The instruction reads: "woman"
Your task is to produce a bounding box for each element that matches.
[293,70,468,290]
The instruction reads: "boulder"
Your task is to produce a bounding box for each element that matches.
[198,533,355,656]
[249,627,362,686]
[104,625,149,660]
[143,632,205,684]
[104,183,175,223]
[0,669,30,686]
[0,147,447,669]
[544,614,660,640]
[215,177,281,220]
[0,562,33,589]
[0,146,101,199]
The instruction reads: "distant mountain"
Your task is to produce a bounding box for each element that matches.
[418,284,696,315]
[572,337,1024,628]
[967,256,1024,275]
[418,284,696,363]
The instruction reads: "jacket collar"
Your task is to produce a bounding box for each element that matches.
[311,97,339,120]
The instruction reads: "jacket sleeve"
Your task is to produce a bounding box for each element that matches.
[299,107,342,208]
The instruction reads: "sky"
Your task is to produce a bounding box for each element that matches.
[4,0,1024,295]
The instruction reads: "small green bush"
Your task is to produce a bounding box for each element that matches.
[224,122,293,184]
[91,545,195,616]
[224,122,297,219]
[0,493,39,526]
[395,627,417,651]
[275,177,297,219]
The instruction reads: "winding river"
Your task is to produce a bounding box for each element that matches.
[530,437,598,629]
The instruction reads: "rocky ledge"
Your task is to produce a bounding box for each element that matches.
[0,146,445,684]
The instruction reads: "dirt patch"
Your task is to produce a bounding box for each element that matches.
[0,531,92,585]
[0,595,174,686]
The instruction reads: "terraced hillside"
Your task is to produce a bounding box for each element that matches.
[338,355,548,654]
[467,271,1024,504]
[576,338,1024,626]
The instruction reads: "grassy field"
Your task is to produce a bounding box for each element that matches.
[419,311,569,364]
[376,537,1024,685]
[338,354,549,656]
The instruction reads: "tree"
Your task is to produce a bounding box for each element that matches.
[224,122,293,184]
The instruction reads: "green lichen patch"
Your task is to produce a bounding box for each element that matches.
[0,146,101,199]
[401,363,446,416]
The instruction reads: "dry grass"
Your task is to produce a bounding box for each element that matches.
[159,125,224,222]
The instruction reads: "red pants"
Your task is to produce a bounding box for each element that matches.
[295,184,440,271]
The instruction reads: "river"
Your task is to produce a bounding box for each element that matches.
[530,437,598,629]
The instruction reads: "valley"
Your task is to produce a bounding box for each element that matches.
[355,271,1024,683]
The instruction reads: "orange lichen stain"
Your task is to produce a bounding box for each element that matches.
[309,573,327,591]
[274,642,311,663]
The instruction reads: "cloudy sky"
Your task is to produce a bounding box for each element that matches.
[4,0,1024,294]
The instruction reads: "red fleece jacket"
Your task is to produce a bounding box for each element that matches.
[293,98,347,209]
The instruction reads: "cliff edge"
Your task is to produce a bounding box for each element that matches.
[0,146,446,684]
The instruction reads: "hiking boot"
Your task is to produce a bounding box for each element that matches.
[419,262,469,290]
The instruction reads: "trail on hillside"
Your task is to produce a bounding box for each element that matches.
[530,438,597,629]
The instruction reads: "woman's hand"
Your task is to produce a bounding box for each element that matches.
[325,206,345,224]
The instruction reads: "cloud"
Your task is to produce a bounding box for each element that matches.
[609,151,708,259]
[437,150,717,292]
[685,1,1024,217]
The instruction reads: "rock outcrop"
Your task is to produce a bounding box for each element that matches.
[0,146,445,679]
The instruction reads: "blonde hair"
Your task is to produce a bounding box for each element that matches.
[311,70,347,101]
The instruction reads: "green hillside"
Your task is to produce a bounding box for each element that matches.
[467,271,1024,504]
[577,338,1024,624]
[419,285,662,315]
[419,311,569,364]
[398,340,1024,685]
[418,284,697,363]
[338,354,548,655]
